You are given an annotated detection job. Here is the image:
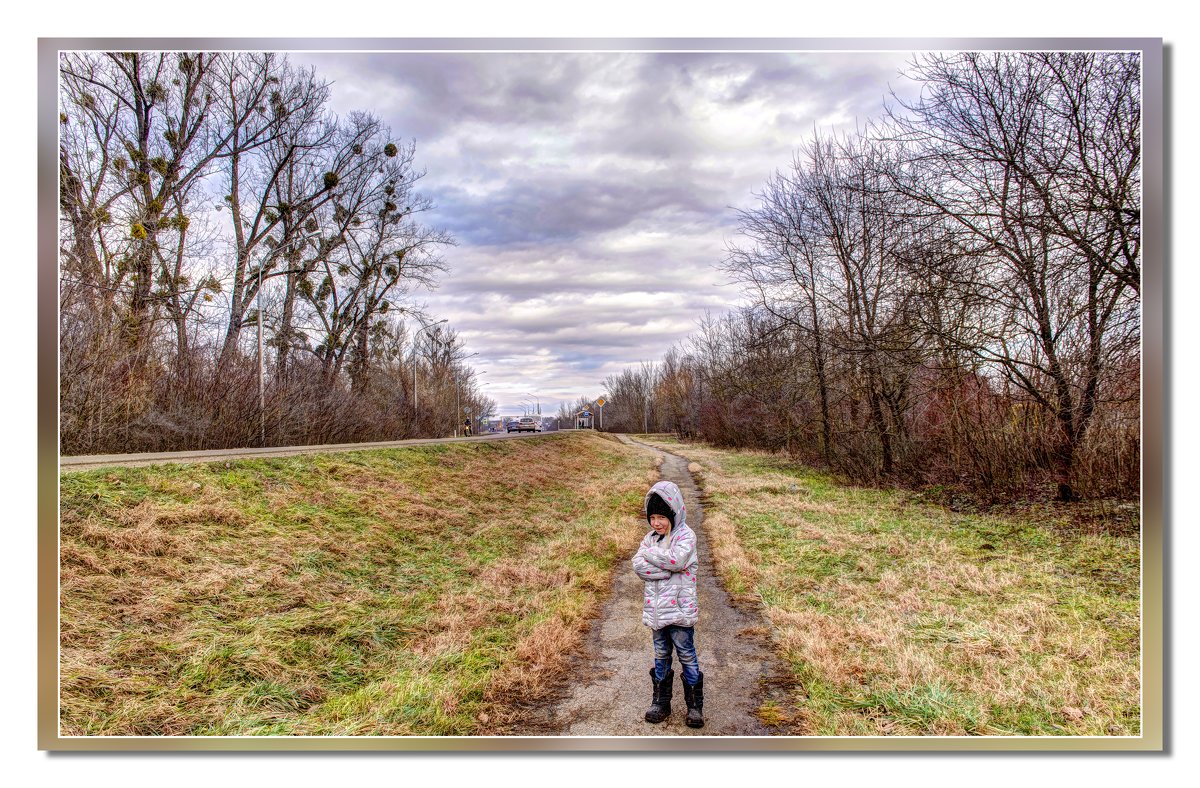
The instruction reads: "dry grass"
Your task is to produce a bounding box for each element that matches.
[638,436,1140,736]
[59,433,651,736]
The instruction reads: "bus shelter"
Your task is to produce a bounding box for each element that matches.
[576,410,593,429]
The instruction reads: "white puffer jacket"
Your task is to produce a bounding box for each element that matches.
[631,480,699,629]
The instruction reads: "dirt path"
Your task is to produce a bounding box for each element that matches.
[532,436,789,736]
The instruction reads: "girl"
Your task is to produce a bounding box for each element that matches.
[631,480,704,728]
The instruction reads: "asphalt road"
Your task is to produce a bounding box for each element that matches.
[59,429,561,472]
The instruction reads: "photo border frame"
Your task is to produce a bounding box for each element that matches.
[37,36,1165,752]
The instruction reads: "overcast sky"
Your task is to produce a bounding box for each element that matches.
[300,50,919,418]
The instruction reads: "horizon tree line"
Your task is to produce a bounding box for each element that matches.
[599,51,1141,503]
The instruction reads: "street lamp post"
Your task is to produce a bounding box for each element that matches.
[451,352,480,436]
[525,392,541,428]
[466,370,486,434]
[453,352,479,436]
[460,369,486,435]
[411,318,447,431]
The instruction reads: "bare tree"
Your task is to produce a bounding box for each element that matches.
[602,362,660,434]
[59,52,230,351]
[725,150,842,464]
[213,54,339,367]
[883,51,1141,500]
[58,50,464,454]
[299,131,451,390]
[724,132,925,474]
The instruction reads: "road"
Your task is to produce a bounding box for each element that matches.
[59,429,558,472]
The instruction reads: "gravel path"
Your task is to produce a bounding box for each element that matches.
[531,436,790,736]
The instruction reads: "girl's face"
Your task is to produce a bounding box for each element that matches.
[650,514,671,536]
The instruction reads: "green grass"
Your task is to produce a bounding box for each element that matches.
[638,438,1140,736]
[59,433,651,736]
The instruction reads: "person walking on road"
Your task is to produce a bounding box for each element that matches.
[631,480,704,728]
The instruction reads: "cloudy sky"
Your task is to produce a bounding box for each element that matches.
[300,49,920,418]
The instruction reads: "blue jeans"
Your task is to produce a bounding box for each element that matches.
[652,625,701,685]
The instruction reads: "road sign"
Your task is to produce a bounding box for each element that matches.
[596,397,606,406]
[463,406,472,413]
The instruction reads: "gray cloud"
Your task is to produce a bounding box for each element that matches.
[433,169,726,247]
[300,49,916,415]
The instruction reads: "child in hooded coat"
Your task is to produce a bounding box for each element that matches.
[631,480,704,728]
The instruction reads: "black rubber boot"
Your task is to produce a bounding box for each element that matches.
[644,668,674,723]
[682,672,704,728]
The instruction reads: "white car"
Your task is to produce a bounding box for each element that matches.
[508,417,541,433]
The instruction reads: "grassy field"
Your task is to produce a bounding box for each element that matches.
[637,436,1141,736]
[59,432,651,736]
